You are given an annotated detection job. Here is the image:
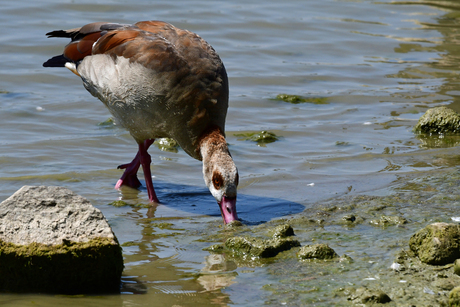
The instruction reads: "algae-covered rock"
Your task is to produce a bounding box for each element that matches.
[297,243,339,260]
[271,224,295,238]
[369,215,408,226]
[154,137,179,152]
[0,186,123,294]
[341,214,356,223]
[348,287,392,304]
[414,106,460,134]
[450,286,460,307]
[204,243,225,253]
[225,220,243,228]
[454,259,460,276]
[433,277,458,291]
[225,236,300,258]
[97,117,116,128]
[275,94,328,105]
[409,222,460,265]
[234,131,279,146]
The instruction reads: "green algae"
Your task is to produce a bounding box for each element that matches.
[121,241,140,247]
[270,224,295,238]
[97,117,116,128]
[204,243,225,253]
[0,237,123,294]
[297,244,339,260]
[414,106,460,134]
[347,287,392,304]
[205,235,301,262]
[225,220,244,228]
[225,236,300,259]
[450,287,460,307]
[454,259,460,276]
[409,223,460,265]
[369,215,408,227]
[275,94,329,104]
[234,131,280,146]
[108,200,151,208]
[108,200,129,207]
[151,222,175,230]
[154,138,179,152]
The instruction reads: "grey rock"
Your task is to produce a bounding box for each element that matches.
[0,186,123,294]
[0,185,117,245]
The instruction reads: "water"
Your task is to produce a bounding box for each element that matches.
[2,0,460,305]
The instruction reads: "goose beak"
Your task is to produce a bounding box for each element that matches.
[219,196,238,224]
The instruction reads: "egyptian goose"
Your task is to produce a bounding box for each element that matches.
[43,21,239,224]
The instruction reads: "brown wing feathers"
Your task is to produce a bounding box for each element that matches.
[91,30,140,55]
[43,20,217,73]
[43,22,148,67]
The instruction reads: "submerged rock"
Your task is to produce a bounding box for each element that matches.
[225,220,243,228]
[409,222,460,265]
[348,287,392,304]
[271,224,295,238]
[275,94,328,104]
[224,236,300,258]
[450,286,460,307]
[154,137,179,152]
[455,259,460,276]
[369,215,408,226]
[341,214,356,223]
[0,186,123,294]
[414,106,460,134]
[234,131,279,146]
[297,243,339,260]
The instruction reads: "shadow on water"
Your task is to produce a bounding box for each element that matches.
[118,181,305,225]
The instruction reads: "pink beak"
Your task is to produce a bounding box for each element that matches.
[219,196,238,224]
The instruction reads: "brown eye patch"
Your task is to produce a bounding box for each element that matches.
[212,172,223,190]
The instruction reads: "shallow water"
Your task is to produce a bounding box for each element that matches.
[2,0,460,305]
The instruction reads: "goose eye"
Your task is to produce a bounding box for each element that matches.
[212,172,223,190]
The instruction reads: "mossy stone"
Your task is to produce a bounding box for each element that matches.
[275,94,328,104]
[414,106,460,134]
[409,223,460,265]
[271,224,295,238]
[154,138,179,152]
[349,287,392,304]
[0,238,123,294]
[370,215,408,226]
[225,236,300,258]
[234,131,279,146]
[0,186,124,294]
[297,243,339,260]
[455,259,460,276]
[450,286,460,307]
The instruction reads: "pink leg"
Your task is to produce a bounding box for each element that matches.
[115,151,142,189]
[115,139,159,203]
[138,140,159,203]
